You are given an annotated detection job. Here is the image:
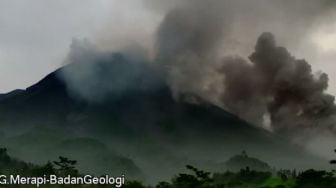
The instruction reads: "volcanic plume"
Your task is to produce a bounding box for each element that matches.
[219,33,336,136]
[154,0,336,137]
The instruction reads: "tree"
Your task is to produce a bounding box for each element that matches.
[171,165,214,188]
[0,148,10,163]
[30,161,56,176]
[295,169,336,188]
[53,156,78,176]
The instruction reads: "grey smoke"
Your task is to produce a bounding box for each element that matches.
[152,0,336,57]
[59,39,162,103]
[220,33,335,136]
[154,0,336,136]
[59,0,336,137]
[155,1,227,100]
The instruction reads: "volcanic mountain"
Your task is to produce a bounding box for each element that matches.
[0,53,328,182]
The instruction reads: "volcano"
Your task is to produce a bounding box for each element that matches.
[0,53,328,182]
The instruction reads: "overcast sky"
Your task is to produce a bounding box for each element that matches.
[0,0,159,93]
[0,0,336,97]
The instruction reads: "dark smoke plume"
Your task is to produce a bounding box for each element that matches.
[155,0,336,136]
[220,33,336,135]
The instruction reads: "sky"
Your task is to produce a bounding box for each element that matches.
[0,0,336,97]
[0,0,159,93]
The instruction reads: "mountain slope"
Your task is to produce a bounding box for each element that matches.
[0,53,328,182]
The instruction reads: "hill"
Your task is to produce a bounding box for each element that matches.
[224,151,271,172]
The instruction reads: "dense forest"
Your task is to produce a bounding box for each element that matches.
[0,148,336,188]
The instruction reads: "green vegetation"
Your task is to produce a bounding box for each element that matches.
[125,166,336,188]
[0,148,336,187]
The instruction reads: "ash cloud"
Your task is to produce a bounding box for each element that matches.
[220,33,336,136]
[154,0,336,102]
[155,0,227,100]
[58,0,336,138]
[154,0,336,136]
[151,0,336,57]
